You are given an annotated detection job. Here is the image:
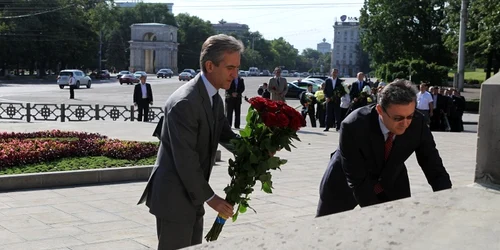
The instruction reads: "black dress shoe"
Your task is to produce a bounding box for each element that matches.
[323,128,329,132]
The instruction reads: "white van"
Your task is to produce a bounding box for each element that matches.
[248,67,259,76]
[281,70,289,77]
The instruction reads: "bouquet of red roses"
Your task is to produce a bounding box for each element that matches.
[204,96,305,241]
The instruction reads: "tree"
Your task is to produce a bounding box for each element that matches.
[360,0,452,69]
[175,13,216,70]
[270,37,298,69]
[444,0,500,78]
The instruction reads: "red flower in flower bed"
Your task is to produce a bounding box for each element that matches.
[0,130,158,170]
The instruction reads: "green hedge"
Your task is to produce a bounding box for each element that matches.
[465,100,479,113]
[376,59,449,85]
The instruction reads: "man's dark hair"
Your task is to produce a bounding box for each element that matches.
[378,79,418,110]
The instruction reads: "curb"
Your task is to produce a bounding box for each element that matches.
[0,150,222,191]
[0,165,154,191]
[463,121,478,125]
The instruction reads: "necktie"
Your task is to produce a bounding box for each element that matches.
[276,77,280,86]
[359,81,363,91]
[384,132,394,161]
[374,132,394,195]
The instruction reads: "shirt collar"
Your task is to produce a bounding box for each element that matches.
[200,71,217,98]
[378,115,393,140]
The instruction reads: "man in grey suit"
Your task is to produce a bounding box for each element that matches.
[317,79,452,217]
[268,67,288,102]
[137,34,244,250]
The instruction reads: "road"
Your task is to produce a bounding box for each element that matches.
[0,75,478,132]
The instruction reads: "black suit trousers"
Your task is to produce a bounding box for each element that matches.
[137,99,150,122]
[325,100,341,130]
[225,97,241,128]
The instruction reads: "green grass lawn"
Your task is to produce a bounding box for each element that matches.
[448,68,486,82]
[0,156,157,175]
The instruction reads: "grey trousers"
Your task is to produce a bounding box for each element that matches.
[156,210,204,250]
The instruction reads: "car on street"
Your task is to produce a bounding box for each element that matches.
[57,69,92,89]
[117,70,130,79]
[285,82,306,99]
[119,74,140,85]
[238,70,248,77]
[156,68,173,78]
[133,71,147,79]
[182,69,196,76]
[292,80,321,92]
[179,72,193,81]
[90,70,110,79]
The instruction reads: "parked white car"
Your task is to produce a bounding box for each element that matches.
[57,69,92,89]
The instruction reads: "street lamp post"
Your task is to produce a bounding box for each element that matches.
[456,0,469,91]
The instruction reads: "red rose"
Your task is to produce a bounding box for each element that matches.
[261,112,278,127]
[248,96,267,112]
[281,105,301,119]
[265,99,279,113]
[290,115,304,131]
[276,113,290,128]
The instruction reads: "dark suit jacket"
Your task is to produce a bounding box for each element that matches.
[323,78,342,99]
[349,80,370,101]
[225,77,245,103]
[317,104,452,216]
[133,83,153,103]
[137,74,237,223]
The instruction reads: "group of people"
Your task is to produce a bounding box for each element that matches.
[416,83,466,132]
[133,33,455,250]
[297,70,381,130]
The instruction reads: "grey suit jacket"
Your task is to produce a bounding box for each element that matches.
[137,74,237,223]
[268,77,288,101]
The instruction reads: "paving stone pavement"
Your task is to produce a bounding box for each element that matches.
[0,120,478,249]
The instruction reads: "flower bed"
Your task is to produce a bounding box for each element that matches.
[0,130,158,170]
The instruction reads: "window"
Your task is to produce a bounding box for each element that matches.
[343,53,346,59]
[349,53,352,58]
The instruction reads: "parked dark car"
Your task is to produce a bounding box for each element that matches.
[117,70,130,79]
[90,70,110,79]
[156,68,173,78]
[285,82,306,99]
[119,74,139,85]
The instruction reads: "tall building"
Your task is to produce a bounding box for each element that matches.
[212,22,249,37]
[317,38,332,54]
[115,1,173,13]
[331,15,361,77]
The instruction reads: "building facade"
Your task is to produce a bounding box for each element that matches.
[212,22,249,37]
[129,23,178,74]
[116,1,173,13]
[317,38,332,54]
[331,16,361,77]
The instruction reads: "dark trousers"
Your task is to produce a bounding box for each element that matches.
[340,108,348,122]
[137,99,150,122]
[325,100,341,130]
[155,210,204,250]
[316,103,325,127]
[302,107,316,127]
[225,98,241,128]
[69,85,75,99]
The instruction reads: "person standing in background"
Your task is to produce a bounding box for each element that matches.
[133,75,153,122]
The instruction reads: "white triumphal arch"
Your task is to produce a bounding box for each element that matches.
[129,23,178,73]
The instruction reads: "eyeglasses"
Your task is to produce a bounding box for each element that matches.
[382,107,414,122]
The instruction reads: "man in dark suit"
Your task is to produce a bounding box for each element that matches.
[225,76,245,128]
[133,75,153,122]
[323,68,343,131]
[317,79,452,217]
[137,34,243,250]
[349,72,371,110]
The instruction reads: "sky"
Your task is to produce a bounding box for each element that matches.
[140,0,365,53]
